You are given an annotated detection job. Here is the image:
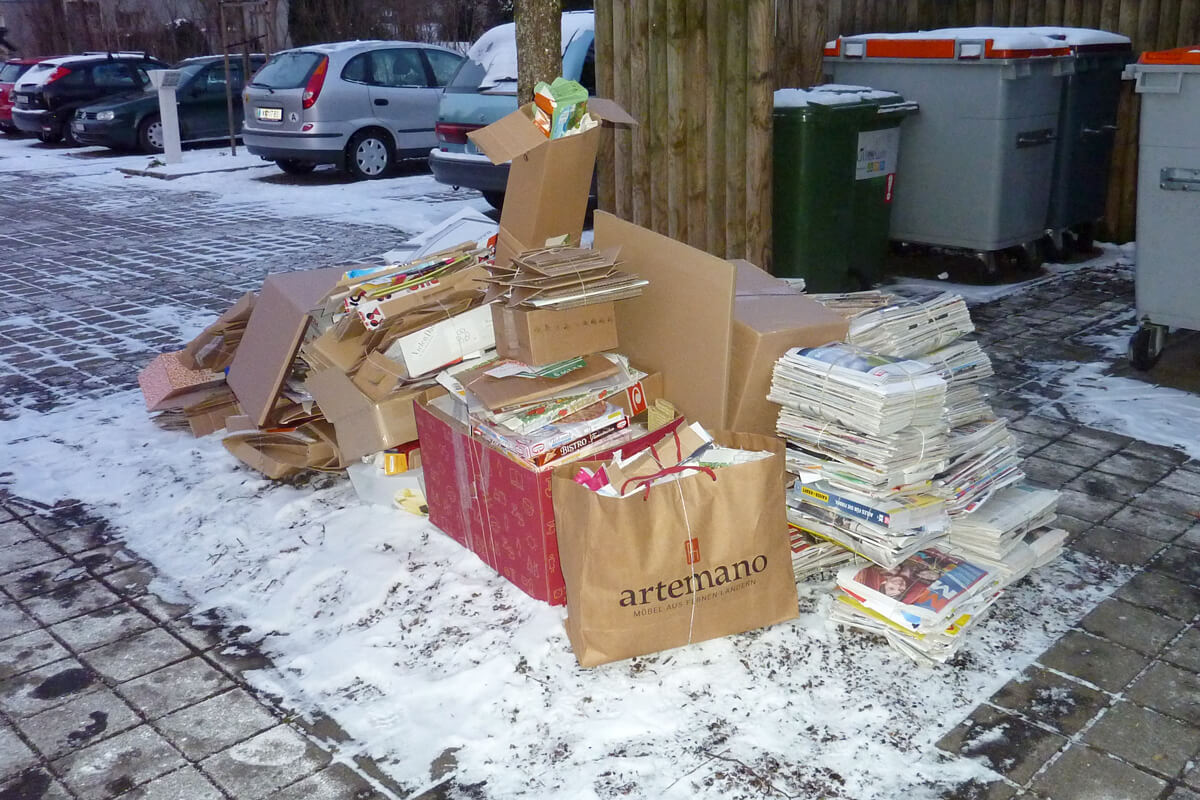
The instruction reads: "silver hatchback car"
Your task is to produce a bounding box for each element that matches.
[242,40,464,179]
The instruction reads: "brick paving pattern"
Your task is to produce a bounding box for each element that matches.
[2,166,1200,799]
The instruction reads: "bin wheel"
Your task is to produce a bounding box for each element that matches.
[1012,241,1044,273]
[1042,231,1070,263]
[1073,221,1096,256]
[976,251,1001,282]
[1129,324,1166,371]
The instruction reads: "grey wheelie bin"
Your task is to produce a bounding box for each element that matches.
[1029,27,1132,257]
[824,30,1073,274]
[1124,46,1200,370]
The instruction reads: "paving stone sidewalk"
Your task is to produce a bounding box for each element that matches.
[2,166,1200,799]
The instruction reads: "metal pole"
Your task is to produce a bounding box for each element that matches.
[221,2,237,156]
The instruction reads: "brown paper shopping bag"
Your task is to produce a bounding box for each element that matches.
[551,432,798,667]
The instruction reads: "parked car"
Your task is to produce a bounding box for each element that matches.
[241,40,465,179]
[72,55,267,153]
[10,51,169,144]
[1,57,51,134]
[428,12,596,209]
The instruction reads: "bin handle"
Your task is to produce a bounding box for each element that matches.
[1081,124,1118,137]
[1161,168,1200,192]
[1016,129,1057,148]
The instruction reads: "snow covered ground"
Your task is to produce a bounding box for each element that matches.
[0,136,1185,798]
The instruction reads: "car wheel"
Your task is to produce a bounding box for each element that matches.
[37,130,61,144]
[345,129,393,180]
[138,115,164,154]
[276,159,317,176]
[481,190,505,211]
[60,120,81,147]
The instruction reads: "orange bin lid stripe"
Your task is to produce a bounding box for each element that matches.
[864,38,957,59]
[1140,45,1200,65]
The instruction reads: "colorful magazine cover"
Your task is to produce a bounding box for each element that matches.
[838,547,989,629]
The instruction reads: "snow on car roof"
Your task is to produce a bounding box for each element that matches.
[470,11,594,90]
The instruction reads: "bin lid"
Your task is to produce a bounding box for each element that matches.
[1020,26,1132,53]
[1139,45,1200,65]
[774,84,904,108]
[824,29,1071,60]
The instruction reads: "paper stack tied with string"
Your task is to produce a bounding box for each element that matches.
[846,292,1023,516]
[484,245,647,310]
[432,351,660,470]
[768,343,952,568]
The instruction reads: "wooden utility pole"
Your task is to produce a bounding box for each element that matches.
[515,0,563,103]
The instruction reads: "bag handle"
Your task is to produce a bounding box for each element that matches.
[646,429,684,467]
[620,464,716,500]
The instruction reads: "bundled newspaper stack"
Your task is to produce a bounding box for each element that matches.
[770,343,953,567]
[846,291,975,358]
[949,484,1066,582]
[847,293,1023,515]
[789,524,857,580]
[830,547,1004,664]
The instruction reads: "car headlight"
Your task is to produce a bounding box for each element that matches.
[96,110,115,121]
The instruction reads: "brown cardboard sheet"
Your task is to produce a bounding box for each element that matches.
[227,268,341,428]
[493,302,618,366]
[595,212,735,430]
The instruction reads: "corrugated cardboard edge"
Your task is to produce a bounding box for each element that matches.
[597,211,735,430]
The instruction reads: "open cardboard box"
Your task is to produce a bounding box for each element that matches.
[415,375,668,605]
[468,99,635,266]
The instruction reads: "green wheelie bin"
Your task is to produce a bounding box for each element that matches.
[772,85,917,291]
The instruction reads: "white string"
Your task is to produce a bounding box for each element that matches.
[675,477,698,645]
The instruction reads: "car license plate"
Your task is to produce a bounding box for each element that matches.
[72,121,84,132]
[256,107,282,121]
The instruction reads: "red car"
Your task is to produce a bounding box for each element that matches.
[1,57,50,134]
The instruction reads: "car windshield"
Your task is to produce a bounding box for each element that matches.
[250,51,321,89]
[0,63,28,83]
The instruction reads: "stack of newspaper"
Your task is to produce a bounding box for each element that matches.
[830,547,1002,663]
[949,484,1060,559]
[806,290,897,319]
[846,292,975,358]
[789,523,857,580]
[917,340,995,428]
[787,482,950,568]
[769,344,947,436]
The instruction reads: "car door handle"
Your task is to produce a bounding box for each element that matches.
[374,98,388,106]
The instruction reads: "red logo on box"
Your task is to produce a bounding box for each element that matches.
[885,173,895,203]
[685,538,700,564]
[627,382,647,415]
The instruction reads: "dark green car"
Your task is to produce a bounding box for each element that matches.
[72,55,265,153]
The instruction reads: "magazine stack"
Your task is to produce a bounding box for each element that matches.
[769,343,953,569]
[791,291,1068,664]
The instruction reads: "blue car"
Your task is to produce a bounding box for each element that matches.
[427,11,596,209]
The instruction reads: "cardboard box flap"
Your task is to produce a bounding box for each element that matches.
[732,259,799,297]
[467,100,635,166]
[227,268,342,428]
[306,367,422,461]
[461,353,620,411]
[468,105,547,165]
[587,97,636,126]
[179,291,256,370]
[597,212,735,430]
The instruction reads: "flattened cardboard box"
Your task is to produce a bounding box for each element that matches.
[416,374,668,605]
[468,99,635,267]
[228,267,342,427]
[492,302,618,366]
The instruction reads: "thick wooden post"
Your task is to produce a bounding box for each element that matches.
[724,1,748,258]
[747,0,773,268]
[666,0,688,241]
[595,0,616,215]
[706,0,728,257]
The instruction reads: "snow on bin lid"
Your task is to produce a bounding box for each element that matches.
[1139,45,1200,65]
[1020,26,1132,50]
[824,29,1071,60]
[774,84,902,107]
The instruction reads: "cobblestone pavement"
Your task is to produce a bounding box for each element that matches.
[0,167,431,800]
[2,162,1200,800]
